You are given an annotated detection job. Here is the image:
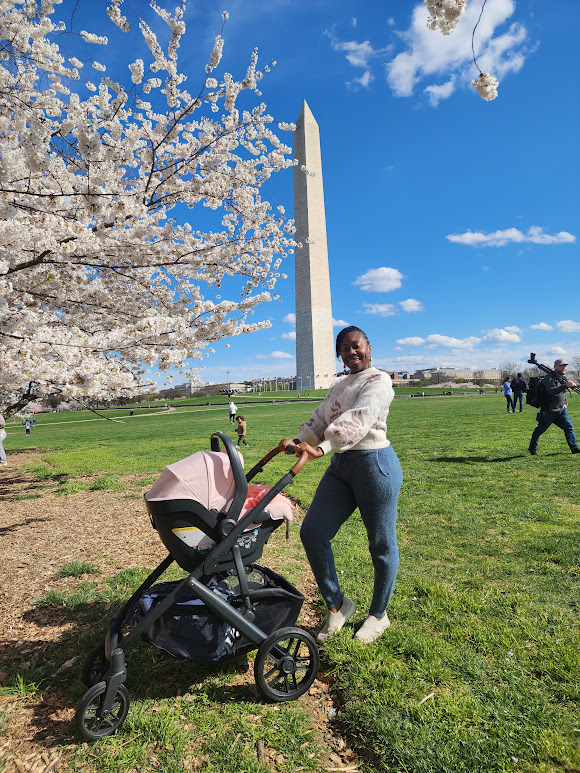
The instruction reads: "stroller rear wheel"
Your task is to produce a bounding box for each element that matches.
[76,681,130,741]
[254,627,319,703]
[81,642,108,687]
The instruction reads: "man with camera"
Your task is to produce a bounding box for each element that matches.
[528,359,580,455]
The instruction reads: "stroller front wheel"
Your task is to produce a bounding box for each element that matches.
[76,681,130,741]
[254,627,319,703]
[81,642,108,687]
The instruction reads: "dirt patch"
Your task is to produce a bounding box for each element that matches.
[0,457,356,772]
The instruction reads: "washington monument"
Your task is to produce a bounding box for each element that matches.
[293,102,336,390]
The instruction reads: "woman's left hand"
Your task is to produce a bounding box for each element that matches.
[294,441,324,460]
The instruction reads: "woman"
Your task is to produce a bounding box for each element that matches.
[503,376,515,413]
[279,326,402,644]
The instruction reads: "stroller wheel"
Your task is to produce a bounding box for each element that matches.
[254,627,319,703]
[81,643,108,687]
[76,681,130,741]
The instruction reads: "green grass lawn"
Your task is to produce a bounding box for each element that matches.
[2,392,579,772]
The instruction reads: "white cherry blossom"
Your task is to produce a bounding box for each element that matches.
[0,1,295,415]
[424,0,467,35]
[471,72,498,101]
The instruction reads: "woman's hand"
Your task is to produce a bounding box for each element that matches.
[278,438,295,453]
[294,441,323,460]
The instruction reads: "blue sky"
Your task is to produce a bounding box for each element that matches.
[57,1,579,384]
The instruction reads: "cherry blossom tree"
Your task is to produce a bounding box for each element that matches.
[0,0,296,415]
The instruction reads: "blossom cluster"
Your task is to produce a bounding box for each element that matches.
[424,0,467,35]
[0,0,295,413]
[471,72,498,101]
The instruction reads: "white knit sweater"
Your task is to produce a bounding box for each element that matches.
[296,367,394,455]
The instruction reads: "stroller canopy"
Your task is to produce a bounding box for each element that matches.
[145,450,240,511]
[145,450,292,522]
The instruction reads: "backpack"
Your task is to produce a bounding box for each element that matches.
[526,376,548,409]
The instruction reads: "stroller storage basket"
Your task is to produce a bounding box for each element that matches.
[131,564,304,662]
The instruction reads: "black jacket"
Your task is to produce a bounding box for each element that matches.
[512,377,527,395]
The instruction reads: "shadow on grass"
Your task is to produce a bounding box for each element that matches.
[0,516,50,535]
[0,470,50,500]
[430,454,541,463]
[1,598,257,748]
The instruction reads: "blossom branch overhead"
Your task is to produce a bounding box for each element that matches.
[0,0,297,413]
[424,0,499,101]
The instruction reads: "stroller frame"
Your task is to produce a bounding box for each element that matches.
[75,433,319,741]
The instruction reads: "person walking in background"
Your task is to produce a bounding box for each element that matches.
[228,400,237,424]
[235,415,249,447]
[503,377,515,413]
[512,372,527,413]
[529,359,580,456]
[24,418,31,435]
[279,325,403,645]
[0,414,7,466]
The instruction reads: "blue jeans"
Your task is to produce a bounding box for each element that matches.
[505,394,515,412]
[300,445,403,618]
[513,393,524,412]
[529,407,579,452]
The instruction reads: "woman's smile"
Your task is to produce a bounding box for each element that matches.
[339,331,372,372]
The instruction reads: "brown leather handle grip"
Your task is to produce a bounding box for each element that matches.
[289,449,309,474]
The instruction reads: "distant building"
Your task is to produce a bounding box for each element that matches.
[227,382,249,394]
[411,367,502,382]
[388,371,411,382]
[159,382,193,397]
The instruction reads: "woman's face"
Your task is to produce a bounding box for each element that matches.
[339,331,372,373]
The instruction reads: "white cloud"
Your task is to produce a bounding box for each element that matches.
[396,336,425,346]
[446,226,576,247]
[352,17,357,28]
[556,320,580,333]
[281,331,296,341]
[362,303,397,316]
[333,318,350,327]
[257,351,293,359]
[354,266,404,292]
[549,346,567,355]
[530,322,553,331]
[482,328,521,344]
[424,77,456,106]
[399,298,423,312]
[283,313,296,325]
[386,0,529,103]
[504,326,522,333]
[348,69,374,89]
[326,33,378,68]
[425,334,481,349]
[324,27,393,88]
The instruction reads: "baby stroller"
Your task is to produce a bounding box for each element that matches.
[75,432,319,741]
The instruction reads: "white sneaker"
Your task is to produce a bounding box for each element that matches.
[354,614,391,643]
[316,596,356,643]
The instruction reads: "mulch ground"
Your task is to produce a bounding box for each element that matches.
[0,452,358,773]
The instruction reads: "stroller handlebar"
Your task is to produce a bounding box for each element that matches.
[286,447,309,475]
[244,444,309,483]
[252,445,309,476]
